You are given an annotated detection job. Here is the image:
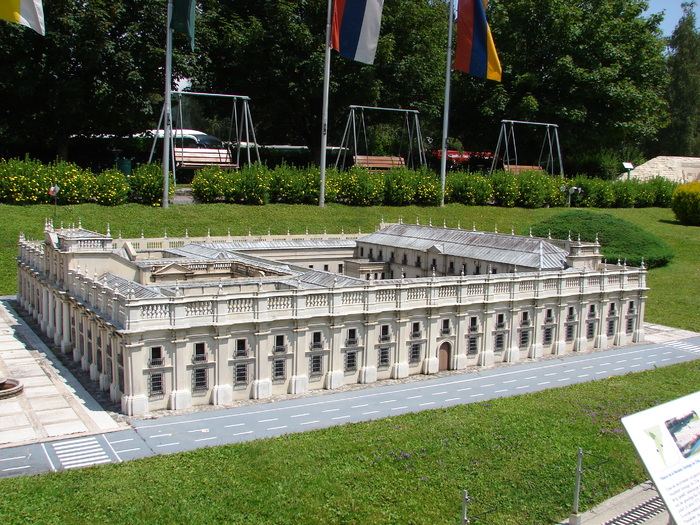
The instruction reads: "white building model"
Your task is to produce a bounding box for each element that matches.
[17,220,646,415]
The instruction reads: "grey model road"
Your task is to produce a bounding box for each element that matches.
[2,337,699,478]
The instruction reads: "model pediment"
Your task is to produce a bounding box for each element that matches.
[152,262,194,277]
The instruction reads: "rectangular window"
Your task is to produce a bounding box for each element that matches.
[345,351,357,372]
[193,368,208,391]
[379,324,391,342]
[468,337,478,355]
[589,304,596,318]
[338,264,344,273]
[543,326,553,345]
[347,328,357,346]
[519,330,530,348]
[495,333,505,351]
[565,324,575,342]
[521,312,530,326]
[310,355,323,376]
[628,301,636,314]
[607,319,616,337]
[273,359,286,380]
[626,317,635,334]
[323,264,329,271]
[274,334,286,353]
[609,303,617,315]
[235,363,248,384]
[587,322,595,340]
[496,313,505,329]
[149,373,164,396]
[194,342,207,362]
[545,308,554,323]
[311,331,323,349]
[236,338,248,357]
[409,343,421,363]
[378,347,390,368]
[469,316,478,332]
[149,346,164,367]
[567,307,576,322]
[441,319,451,335]
[415,256,421,267]
[411,321,421,338]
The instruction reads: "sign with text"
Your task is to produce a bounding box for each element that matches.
[622,390,700,524]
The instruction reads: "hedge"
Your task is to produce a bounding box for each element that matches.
[0,157,680,210]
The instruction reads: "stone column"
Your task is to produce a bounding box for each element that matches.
[212,334,233,405]
[169,337,192,410]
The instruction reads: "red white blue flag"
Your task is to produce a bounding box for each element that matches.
[331,0,384,65]
[454,0,501,81]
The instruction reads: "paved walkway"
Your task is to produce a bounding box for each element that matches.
[0,299,121,446]
[0,296,697,523]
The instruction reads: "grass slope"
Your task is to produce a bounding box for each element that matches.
[1,361,699,524]
[1,204,697,331]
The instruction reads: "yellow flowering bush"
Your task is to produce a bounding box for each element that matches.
[94,169,130,206]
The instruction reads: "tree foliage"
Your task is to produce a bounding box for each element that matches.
[451,0,669,173]
[659,1,700,156]
[0,0,193,160]
[193,0,448,157]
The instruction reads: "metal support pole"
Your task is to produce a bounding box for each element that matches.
[439,0,456,207]
[569,447,583,525]
[462,490,469,524]
[319,0,333,207]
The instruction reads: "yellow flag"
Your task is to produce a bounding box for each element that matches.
[0,0,45,35]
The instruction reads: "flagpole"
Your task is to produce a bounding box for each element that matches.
[162,0,174,210]
[319,0,333,208]
[440,0,456,208]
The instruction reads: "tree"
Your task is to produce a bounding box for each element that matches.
[193,0,448,159]
[0,0,192,161]
[450,0,669,175]
[659,2,700,156]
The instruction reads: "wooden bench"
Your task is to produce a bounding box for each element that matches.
[505,164,544,175]
[354,155,405,172]
[173,148,238,170]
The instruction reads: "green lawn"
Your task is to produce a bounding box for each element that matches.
[1,203,698,331]
[1,361,699,524]
[0,203,698,523]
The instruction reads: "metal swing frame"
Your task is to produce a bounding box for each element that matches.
[490,119,564,177]
[150,90,261,175]
[334,105,427,170]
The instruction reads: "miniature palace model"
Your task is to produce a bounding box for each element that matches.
[17,220,647,415]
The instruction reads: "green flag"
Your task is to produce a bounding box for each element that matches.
[170,0,195,51]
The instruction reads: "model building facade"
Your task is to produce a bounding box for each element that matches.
[17,221,646,415]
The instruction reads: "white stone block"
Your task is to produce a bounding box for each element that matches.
[99,373,110,391]
[359,366,377,384]
[289,375,309,394]
[80,354,89,371]
[453,354,468,369]
[110,383,120,403]
[122,394,148,416]
[251,379,272,399]
[89,363,99,381]
[169,389,192,410]
[212,384,233,405]
[478,350,494,367]
[574,337,587,352]
[504,346,519,362]
[326,370,344,390]
[633,329,645,343]
[423,356,439,374]
[554,340,567,355]
[391,362,409,378]
[61,340,73,354]
[529,344,543,359]
[594,335,608,349]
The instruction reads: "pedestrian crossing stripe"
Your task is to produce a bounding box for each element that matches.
[52,437,111,470]
[662,341,700,354]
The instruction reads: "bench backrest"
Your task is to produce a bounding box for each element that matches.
[173,147,233,165]
[506,165,544,175]
[353,155,406,170]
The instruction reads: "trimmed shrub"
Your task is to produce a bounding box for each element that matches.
[516,171,565,208]
[335,165,384,206]
[269,163,319,204]
[94,169,130,206]
[644,176,677,207]
[47,161,95,205]
[191,167,230,203]
[489,170,519,207]
[384,167,419,206]
[129,163,173,206]
[414,167,442,206]
[671,181,700,226]
[0,157,50,204]
[530,209,674,268]
[611,179,637,208]
[446,172,493,205]
[225,163,270,205]
[569,176,615,208]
